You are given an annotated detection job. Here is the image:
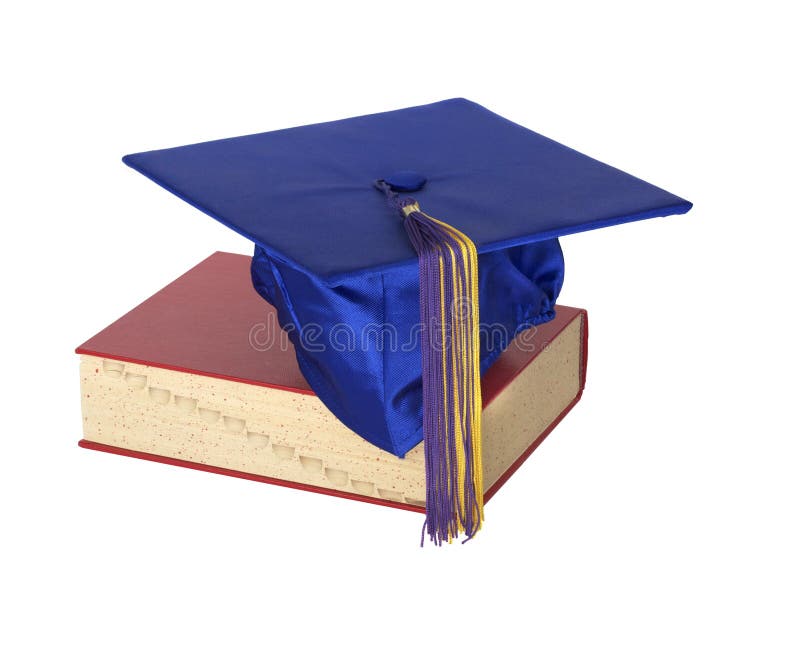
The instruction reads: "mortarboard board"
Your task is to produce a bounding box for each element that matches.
[122,98,691,543]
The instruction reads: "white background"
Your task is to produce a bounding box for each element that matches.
[3,1,798,645]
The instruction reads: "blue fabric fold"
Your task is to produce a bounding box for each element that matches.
[251,239,564,457]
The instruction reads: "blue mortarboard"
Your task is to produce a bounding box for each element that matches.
[123,98,691,543]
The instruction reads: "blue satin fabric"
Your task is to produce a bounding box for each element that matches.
[251,239,564,457]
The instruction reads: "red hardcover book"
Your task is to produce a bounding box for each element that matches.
[77,252,587,512]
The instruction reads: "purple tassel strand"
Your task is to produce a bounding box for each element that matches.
[375,180,484,545]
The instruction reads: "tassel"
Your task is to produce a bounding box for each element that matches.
[376,180,484,545]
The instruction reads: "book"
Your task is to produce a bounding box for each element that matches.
[77,252,587,511]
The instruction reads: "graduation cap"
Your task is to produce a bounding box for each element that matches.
[123,98,691,544]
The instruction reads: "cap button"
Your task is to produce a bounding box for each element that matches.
[384,171,427,192]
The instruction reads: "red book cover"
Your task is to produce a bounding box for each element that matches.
[77,252,587,511]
